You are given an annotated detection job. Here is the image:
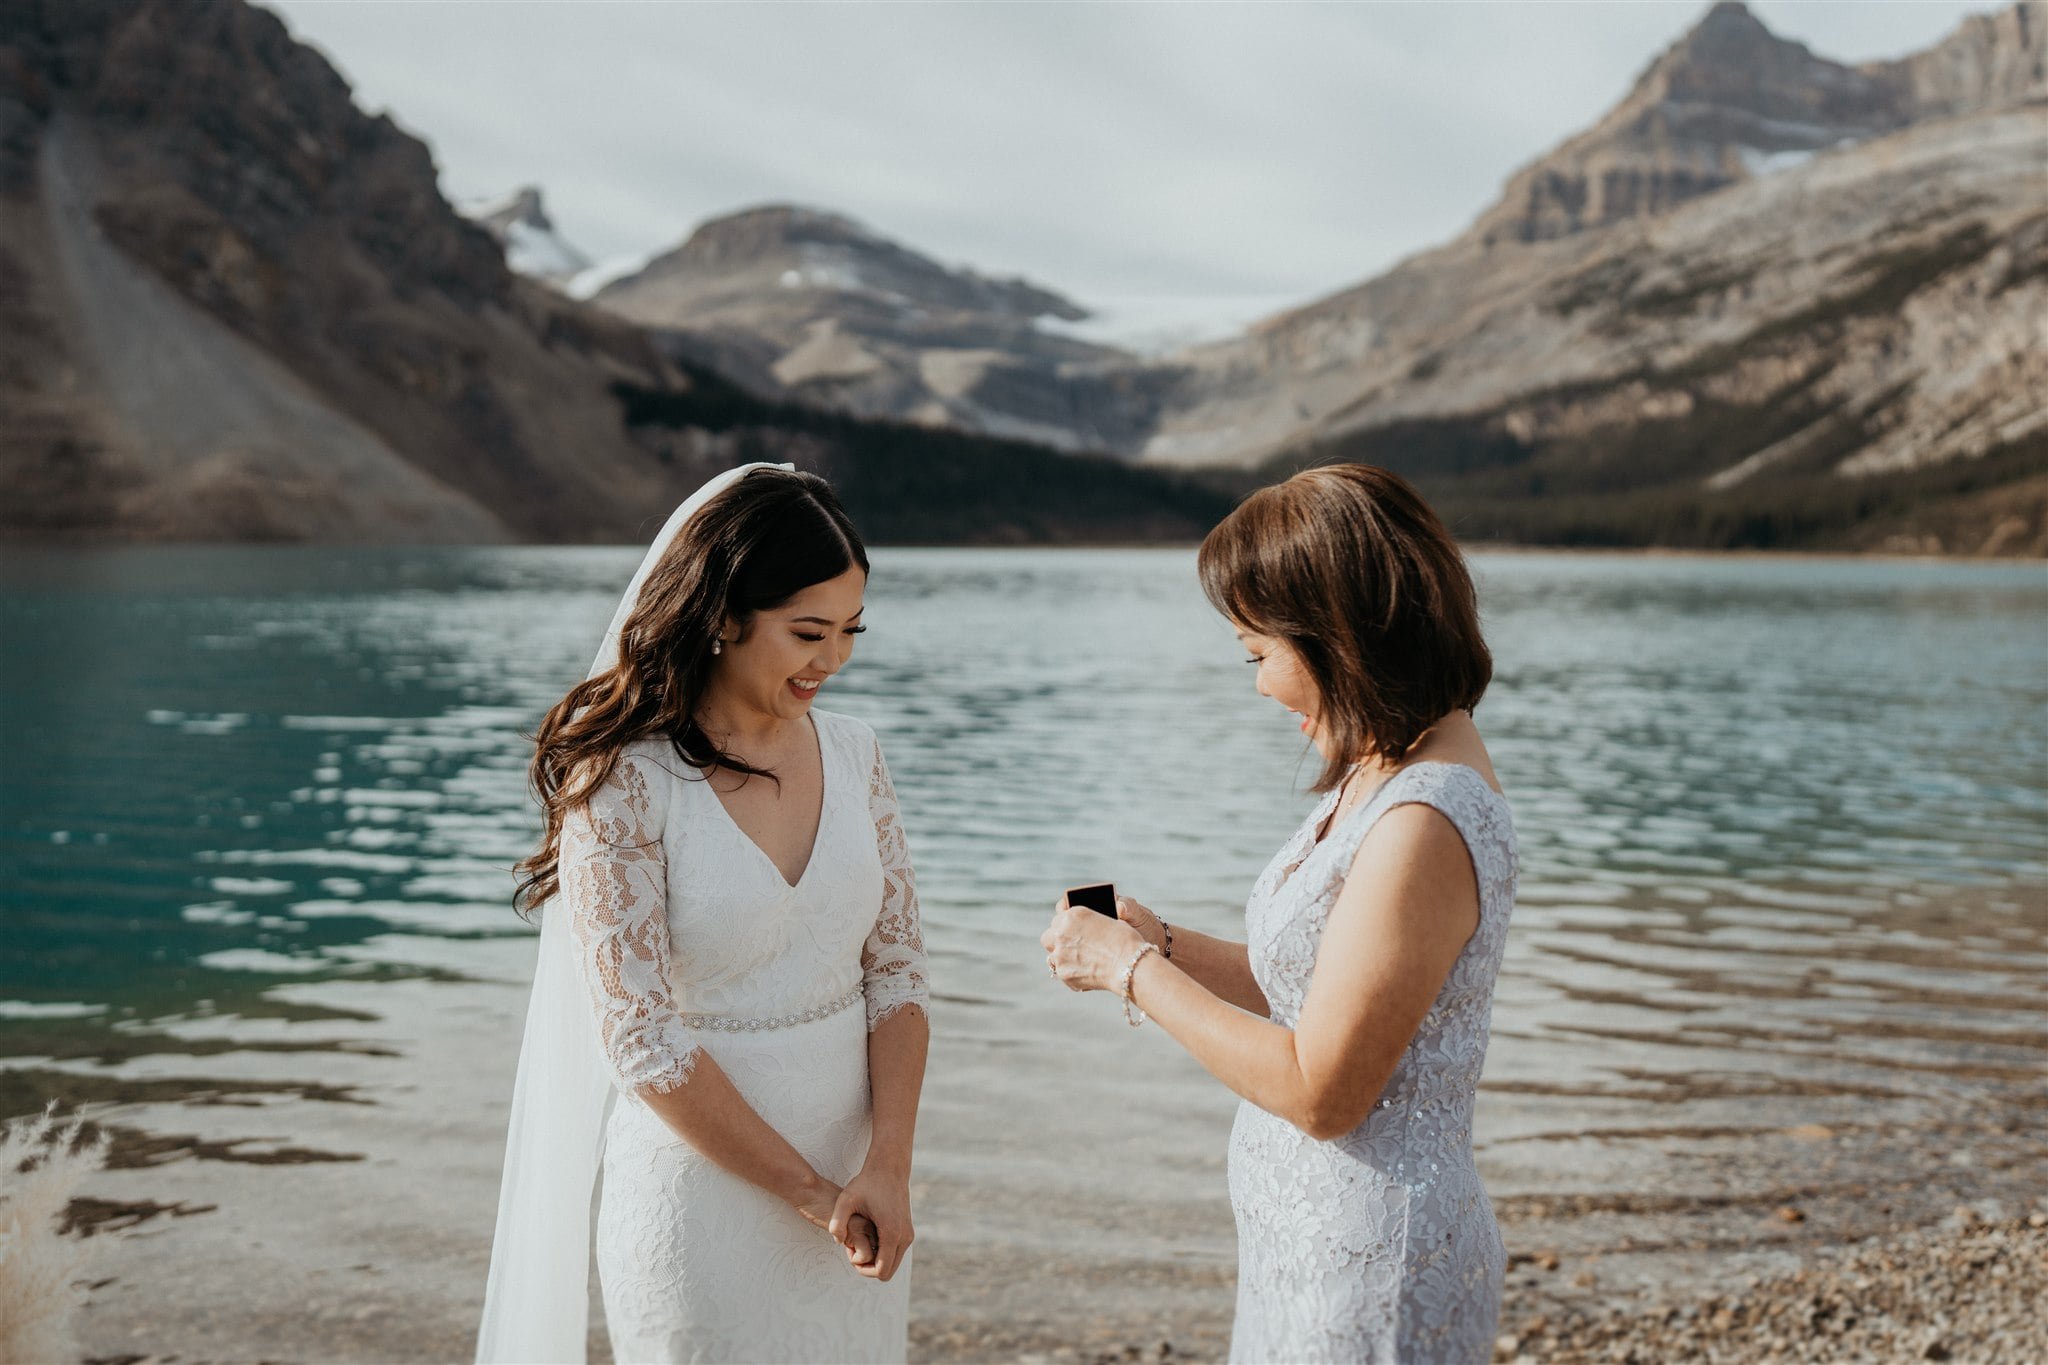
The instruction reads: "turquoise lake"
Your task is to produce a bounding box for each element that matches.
[3,546,2044,1125]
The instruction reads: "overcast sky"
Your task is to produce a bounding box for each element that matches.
[268,1,1997,330]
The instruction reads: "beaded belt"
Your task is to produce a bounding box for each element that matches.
[677,984,864,1034]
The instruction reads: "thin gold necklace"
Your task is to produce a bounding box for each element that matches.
[1333,768,1374,824]
[1320,766,1375,839]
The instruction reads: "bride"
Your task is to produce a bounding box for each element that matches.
[477,463,930,1365]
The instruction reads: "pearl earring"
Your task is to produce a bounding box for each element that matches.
[711,639,723,655]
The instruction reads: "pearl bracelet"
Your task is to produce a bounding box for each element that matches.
[1117,941,1159,1027]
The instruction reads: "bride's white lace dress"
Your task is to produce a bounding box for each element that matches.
[560,708,927,1364]
[1229,762,1515,1364]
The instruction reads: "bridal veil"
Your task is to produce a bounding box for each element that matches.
[475,462,793,1364]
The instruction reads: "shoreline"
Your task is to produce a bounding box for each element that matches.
[15,955,2041,1364]
[2,535,2042,562]
[915,1212,2048,1365]
[6,543,2040,1362]
[41,1085,2048,1364]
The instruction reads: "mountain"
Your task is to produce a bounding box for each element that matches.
[0,0,705,541]
[1118,1,2048,554]
[592,205,1172,454]
[0,0,1222,545]
[7,0,2038,551]
[1141,2,2047,464]
[465,185,592,289]
[542,2,2047,554]
[1470,0,2037,246]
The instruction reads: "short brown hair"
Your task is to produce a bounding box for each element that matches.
[1197,463,1491,792]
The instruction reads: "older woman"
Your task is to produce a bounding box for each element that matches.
[1043,463,1514,1364]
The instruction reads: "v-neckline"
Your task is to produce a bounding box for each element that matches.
[1275,760,1510,893]
[1272,782,1348,893]
[1275,765,1396,893]
[704,713,829,892]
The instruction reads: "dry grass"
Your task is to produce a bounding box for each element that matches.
[0,1103,110,1365]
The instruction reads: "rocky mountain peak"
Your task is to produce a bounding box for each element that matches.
[1,0,686,542]
[465,184,591,285]
[1896,0,2048,116]
[475,185,552,233]
[588,202,1125,453]
[680,204,871,259]
[1642,1,1842,109]
[1665,1,1783,63]
[1471,1,2043,246]
[598,201,1088,323]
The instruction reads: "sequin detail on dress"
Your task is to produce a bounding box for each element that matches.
[1228,762,1516,1364]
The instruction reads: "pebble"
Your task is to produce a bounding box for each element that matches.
[1521,1216,2047,1364]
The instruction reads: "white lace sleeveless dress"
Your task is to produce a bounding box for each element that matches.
[558,709,928,1364]
[1228,762,1515,1364]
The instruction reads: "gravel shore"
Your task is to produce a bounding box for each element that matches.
[903,1211,2048,1365]
[18,903,2041,1365]
[1503,1210,2048,1364]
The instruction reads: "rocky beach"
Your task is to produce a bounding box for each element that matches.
[17,909,2043,1365]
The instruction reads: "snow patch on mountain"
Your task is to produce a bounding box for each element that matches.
[1738,144,1826,177]
[1036,290,1311,357]
[464,187,592,287]
[563,253,651,301]
[502,216,589,280]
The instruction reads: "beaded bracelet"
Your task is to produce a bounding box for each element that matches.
[1159,919,1174,961]
[1117,941,1159,1027]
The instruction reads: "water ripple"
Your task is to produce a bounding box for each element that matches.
[2,546,2042,1139]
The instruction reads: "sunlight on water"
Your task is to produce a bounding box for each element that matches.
[3,546,2044,1155]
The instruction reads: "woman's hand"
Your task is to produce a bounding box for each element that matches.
[793,1178,880,1269]
[1042,893,1148,993]
[830,1163,914,1280]
[1116,894,1167,953]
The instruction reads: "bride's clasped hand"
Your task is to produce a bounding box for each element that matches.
[478,463,928,1365]
[822,1160,912,1280]
[476,458,1509,1365]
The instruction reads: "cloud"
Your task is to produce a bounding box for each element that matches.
[266,0,1995,315]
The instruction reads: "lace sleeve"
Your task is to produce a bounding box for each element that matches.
[862,732,929,1029]
[562,751,701,1094]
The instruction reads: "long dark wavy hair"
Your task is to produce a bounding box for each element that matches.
[513,467,868,915]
